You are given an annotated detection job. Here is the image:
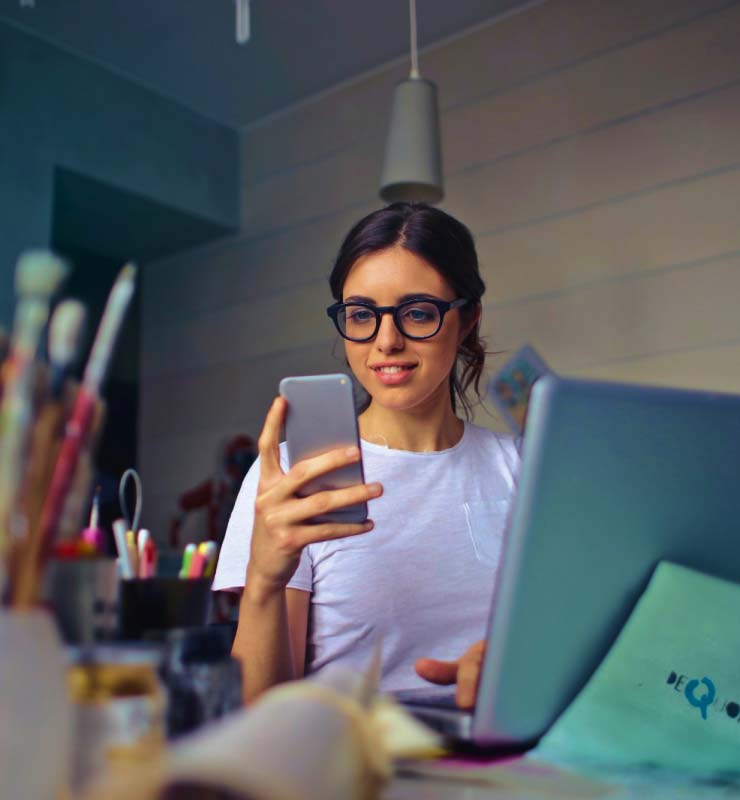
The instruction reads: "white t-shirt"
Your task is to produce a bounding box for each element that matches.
[213,422,519,694]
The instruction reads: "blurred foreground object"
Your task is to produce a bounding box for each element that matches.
[68,644,165,795]
[81,655,441,800]
[0,608,71,800]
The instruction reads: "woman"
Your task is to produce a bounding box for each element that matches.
[213,203,518,706]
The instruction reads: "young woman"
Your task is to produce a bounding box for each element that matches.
[213,203,518,705]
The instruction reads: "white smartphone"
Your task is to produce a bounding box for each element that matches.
[279,373,367,524]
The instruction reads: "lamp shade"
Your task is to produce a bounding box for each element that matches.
[379,76,443,204]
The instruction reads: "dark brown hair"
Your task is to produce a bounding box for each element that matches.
[329,202,486,419]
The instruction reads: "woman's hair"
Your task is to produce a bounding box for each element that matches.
[329,202,486,419]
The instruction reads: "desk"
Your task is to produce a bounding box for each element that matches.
[384,770,740,799]
[386,776,520,799]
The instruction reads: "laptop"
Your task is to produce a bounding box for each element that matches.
[402,375,740,748]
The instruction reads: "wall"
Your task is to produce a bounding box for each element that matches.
[0,22,239,324]
[140,0,740,540]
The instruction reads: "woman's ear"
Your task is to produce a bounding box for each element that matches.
[459,301,482,344]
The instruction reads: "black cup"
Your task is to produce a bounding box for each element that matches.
[118,577,212,641]
[161,626,242,738]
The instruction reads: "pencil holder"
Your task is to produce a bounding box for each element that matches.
[118,577,212,640]
[43,557,119,643]
[162,626,243,738]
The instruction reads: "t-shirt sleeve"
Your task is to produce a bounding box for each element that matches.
[212,448,313,593]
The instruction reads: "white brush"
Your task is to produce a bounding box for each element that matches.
[48,299,86,398]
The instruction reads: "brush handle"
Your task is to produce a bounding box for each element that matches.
[12,388,97,606]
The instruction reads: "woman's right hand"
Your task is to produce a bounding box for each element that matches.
[246,396,382,601]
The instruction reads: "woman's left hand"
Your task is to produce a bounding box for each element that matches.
[414,640,486,709]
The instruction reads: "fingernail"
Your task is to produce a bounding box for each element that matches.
[368,483,383,495]
[345,446,360,457]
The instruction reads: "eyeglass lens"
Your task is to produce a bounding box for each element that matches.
[339,302,442,340]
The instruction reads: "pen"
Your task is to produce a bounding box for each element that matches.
[188,543,207,579]
[80,486,103,553]
[125,529,138,577]
[179,543,196,579]
[137,528,157,578]
[202,541,218,579]
[113,518,134,579]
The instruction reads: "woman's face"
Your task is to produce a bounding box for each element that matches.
[341,246,467,415]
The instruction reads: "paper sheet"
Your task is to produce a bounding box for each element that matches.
[533,562,740,779]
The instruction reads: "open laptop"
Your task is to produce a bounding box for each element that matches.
[402,375,740,748]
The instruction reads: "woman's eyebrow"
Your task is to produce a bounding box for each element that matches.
[398,293,440,302]
[343,292,441,304]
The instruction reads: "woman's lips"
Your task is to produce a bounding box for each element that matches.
[370,364,417,386]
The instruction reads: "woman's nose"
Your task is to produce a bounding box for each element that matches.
[374,312,404,352]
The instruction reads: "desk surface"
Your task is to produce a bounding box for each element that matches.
[385,772,740,799]
[386,776,521,799]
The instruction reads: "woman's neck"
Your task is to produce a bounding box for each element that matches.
[359,400,464,452]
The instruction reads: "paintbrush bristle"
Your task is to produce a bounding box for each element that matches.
[82,261,137,393]
[120,262,137,280]
[49,300,86,369]
[15,251,68,298]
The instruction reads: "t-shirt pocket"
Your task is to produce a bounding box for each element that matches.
[463,499,511,569]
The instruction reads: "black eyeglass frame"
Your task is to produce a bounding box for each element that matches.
[326,297,470,342]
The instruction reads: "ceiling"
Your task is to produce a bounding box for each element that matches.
[0,0,534,128]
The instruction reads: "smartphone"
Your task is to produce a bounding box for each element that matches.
[279,374,367,524]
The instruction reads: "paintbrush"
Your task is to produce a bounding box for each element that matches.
[48,299,86,399]
[0,326,8,405]
[0,252,67,588]
[18,300,86,549]
[12,263,136,607]
[0,325,9,371]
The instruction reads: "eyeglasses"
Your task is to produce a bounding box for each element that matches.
[326,297,469,342]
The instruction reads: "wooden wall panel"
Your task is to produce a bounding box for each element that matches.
[479,166,740,306]
[446,80,740,235]
[485,253,740,368]
[444,3,740,175]
[142,202,376,328]
[139,340,340,442]
[573,343,740,393]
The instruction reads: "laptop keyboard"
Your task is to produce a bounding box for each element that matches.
[390,689,461,709]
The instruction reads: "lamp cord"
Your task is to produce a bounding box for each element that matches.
[409,0,420,78]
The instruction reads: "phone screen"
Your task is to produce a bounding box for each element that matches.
[279,374,367,523]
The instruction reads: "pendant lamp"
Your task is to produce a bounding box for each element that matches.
[379,0,443,204]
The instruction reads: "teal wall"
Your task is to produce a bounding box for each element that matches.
[0,21,240,325]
